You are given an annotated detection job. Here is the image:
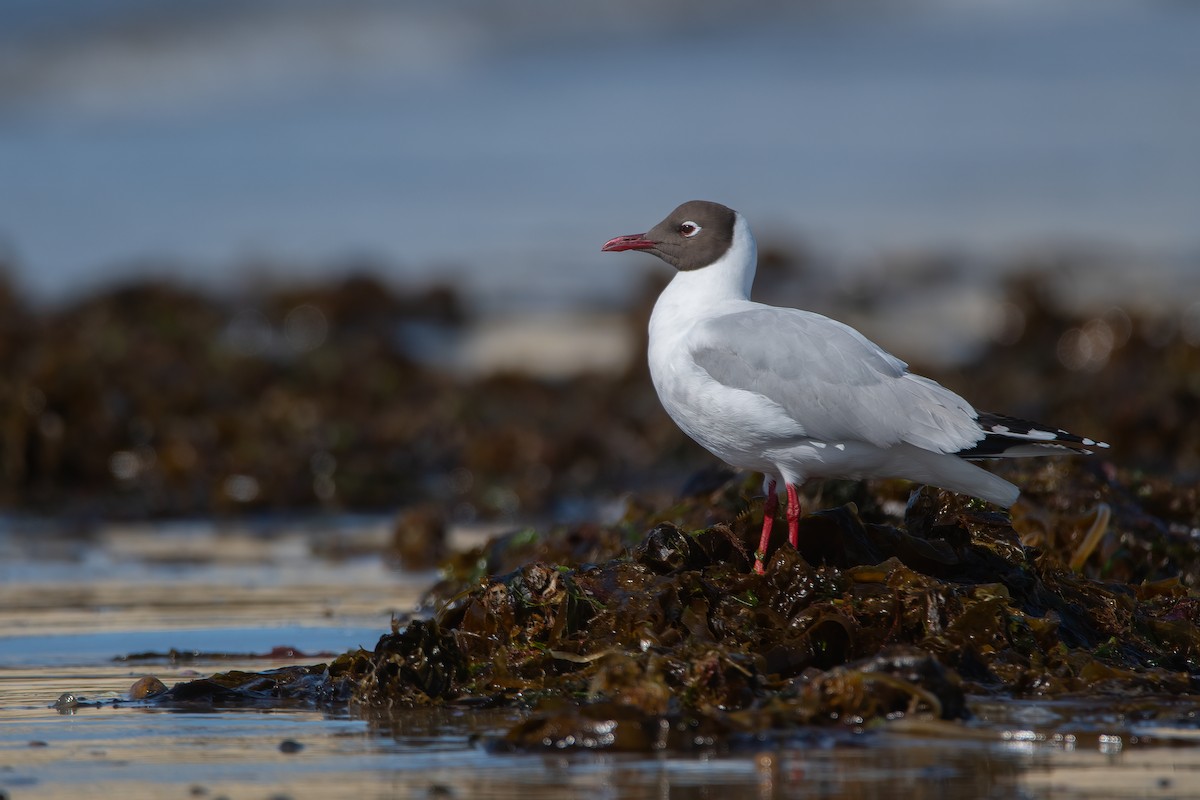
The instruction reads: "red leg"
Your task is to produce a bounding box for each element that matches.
[754,479,778,574]
[786,483,801,548]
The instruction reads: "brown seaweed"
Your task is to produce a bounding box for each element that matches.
[146,470,1200,750]
[6,260,1198,749]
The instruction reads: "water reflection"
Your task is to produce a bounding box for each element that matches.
[5,668,1200,799]
[352,703,1200,799]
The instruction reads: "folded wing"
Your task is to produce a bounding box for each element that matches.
[689,308,987,455]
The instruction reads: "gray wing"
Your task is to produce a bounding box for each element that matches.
[690,307,985,454]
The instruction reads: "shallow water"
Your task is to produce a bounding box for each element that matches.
[2,519,1199,799]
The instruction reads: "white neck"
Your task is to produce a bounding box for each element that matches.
[648,212,757,364]
[654,212,757,317]
[647,212,757,392]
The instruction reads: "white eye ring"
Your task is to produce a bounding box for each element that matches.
[679,220,702,238]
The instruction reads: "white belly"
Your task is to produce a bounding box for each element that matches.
[649,339,804,474]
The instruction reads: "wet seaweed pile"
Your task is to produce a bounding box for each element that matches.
[2,257,1198,522]
[0,273,673,520]
[6,256,1200,749]
[146,462,1200,750]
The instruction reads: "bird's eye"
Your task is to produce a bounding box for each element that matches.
[678,221,701,238]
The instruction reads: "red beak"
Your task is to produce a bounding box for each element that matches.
[601,233,656,253]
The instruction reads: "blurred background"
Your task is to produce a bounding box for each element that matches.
[1,0,1199,523]
[3,7,1200,790]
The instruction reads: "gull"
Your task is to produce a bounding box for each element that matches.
[602,200,1108,573]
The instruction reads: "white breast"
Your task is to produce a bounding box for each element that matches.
[646,214,805,472]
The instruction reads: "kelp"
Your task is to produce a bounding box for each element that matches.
[3,260,1198,525]
[16,260,1196,748]
[144,463,1200,750]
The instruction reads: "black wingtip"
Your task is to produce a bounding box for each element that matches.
[956,412,1108,459]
